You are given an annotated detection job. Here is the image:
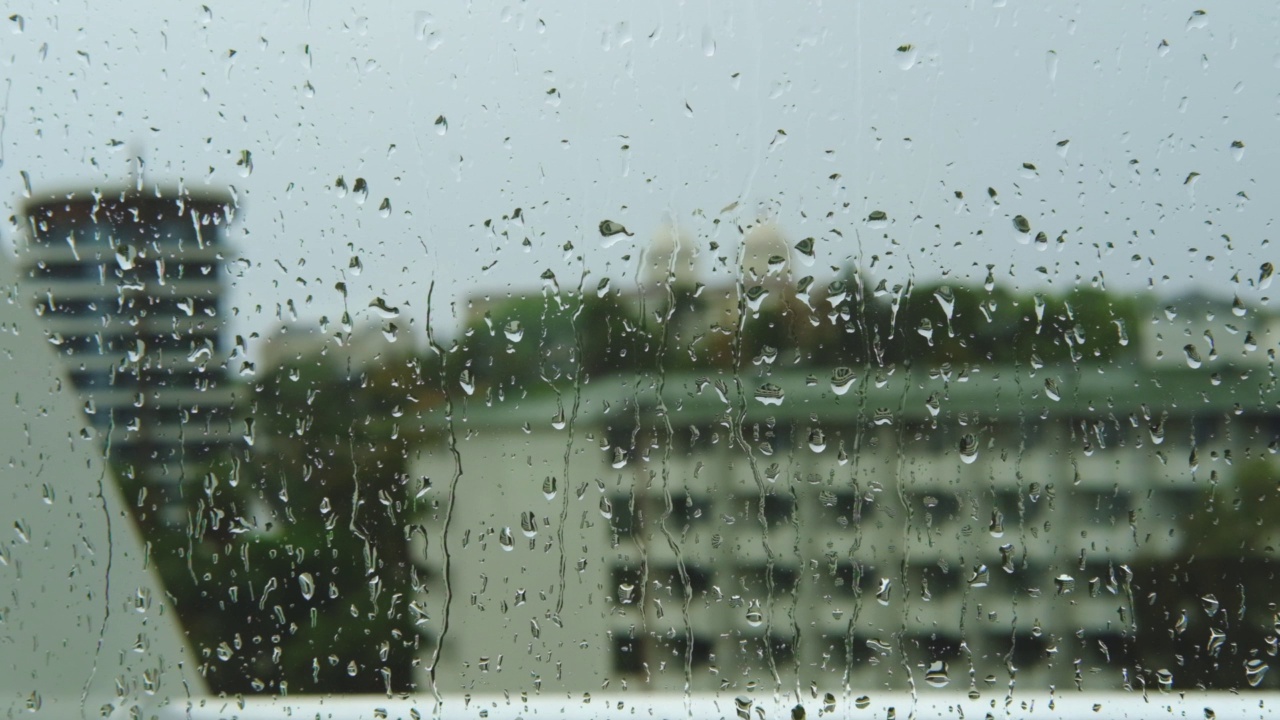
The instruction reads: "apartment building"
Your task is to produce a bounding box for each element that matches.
[407,230,1280,698]
[18,186,241,524]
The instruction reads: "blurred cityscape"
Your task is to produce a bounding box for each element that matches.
[14,186,1280,698]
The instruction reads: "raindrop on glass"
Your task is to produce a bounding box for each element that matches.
[924,661,950,688]
[754,383,785,406]
[830,366,856,395]
[968,565,990,588]
[875,577,891,605]
[958,434,979,464]
[1054,574,1076,595]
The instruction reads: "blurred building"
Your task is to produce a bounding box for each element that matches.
[408,229,1280,697]
[17,186,241,525]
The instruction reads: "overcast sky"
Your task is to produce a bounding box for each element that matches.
[1,1,1276,348]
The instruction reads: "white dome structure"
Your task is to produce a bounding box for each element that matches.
[739,221,791,282]
[641,223,698,291]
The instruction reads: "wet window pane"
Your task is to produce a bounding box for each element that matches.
[3,2,1280,717]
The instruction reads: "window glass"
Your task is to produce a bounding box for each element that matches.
[2,2,1279,717]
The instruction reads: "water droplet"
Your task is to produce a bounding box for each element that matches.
[1246,659,1269,687]
[1202,594,1220,616]
[796,276,815,307]
[610,447,628,469]
[755,345,778,365]
[1054,574,1076,595]
[826,279,849,307]
[499,527,515,551]
[596,277,612,297]
[822,693,836,714]
[807,428,827,453]
[599,496,613,520]
[541,268,560,295]
[934,285,955,321]
[542,476,558,500]
[915,318,934,345]
[794,237,816,266]
[734,696,752,720]
[925,393,941,417]
[369,297,400,319]
[866,638,893,654]
[1150,417,1166,445]
[968,565,990,588]
[504,320,524,342]
[458,369,476,395]
[866,210,889,229]
[895,43,918,70]
[924,661,950,688]
[1013,215,1031,234]
[829,366,856,395]
[1259,262,1273,289]
[598,219,633,239]
[855,696,871,710]
[520,511,538,538]
[1208,627,1227,655]
[754,383,785,406]
[434,115,448,135]
[989,511,1004,538]
[378,198,392,217]
[745,285,770,312]
[1184,344,1203,369]
[958,434,979,464]
[1174,611,1189,635]
[352,178,368,204]
[216,642,234,661]
[551,408,567,430]
[701,26,716,57]
[875,577,892,605]
[1156,668,1174,691]
[745,600,764,627]
[299,572,315,600]
[1000,543,1015,574]
[237,150,253,177]
[1044,377,1061,402]
[618,582,635,604]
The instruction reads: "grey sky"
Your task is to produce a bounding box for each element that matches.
[1,1,1276,349]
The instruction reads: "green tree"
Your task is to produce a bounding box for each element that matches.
[1135,458,1280,690]
[125,347,426,695]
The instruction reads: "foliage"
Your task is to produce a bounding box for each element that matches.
[1134,459,1280,690]
[118,348,427,695]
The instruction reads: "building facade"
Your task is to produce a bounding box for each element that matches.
[407,229,1280,698]
[18,186,240,525]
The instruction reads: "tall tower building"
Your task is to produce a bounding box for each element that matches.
[18,186,240,526]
